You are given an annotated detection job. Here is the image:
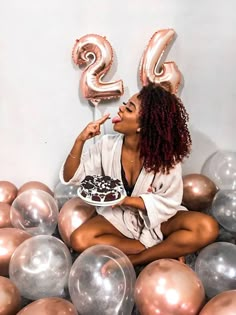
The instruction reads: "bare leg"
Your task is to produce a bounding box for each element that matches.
[128,211,219,266]
[70,215,145,255]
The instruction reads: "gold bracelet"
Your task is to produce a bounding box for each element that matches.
[69,152,77,159]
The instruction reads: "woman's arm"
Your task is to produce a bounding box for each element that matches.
[114,196,147,214]
[63,138,85,182]
[63,114,110,182]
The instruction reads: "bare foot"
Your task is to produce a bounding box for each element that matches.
[127,253,186,266]
[177,256,186,264]
[100,258,125,277]
[127,254,139,266]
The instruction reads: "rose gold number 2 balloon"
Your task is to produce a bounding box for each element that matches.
[140,29,181,94]
[72,34,124,106]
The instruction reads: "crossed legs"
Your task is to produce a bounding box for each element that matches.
[70,214,145,255]
[128,211,219,265]
[70,210,219,266]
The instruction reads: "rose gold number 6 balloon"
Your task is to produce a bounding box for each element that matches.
[72,34,124,106]
[140,29,181,94]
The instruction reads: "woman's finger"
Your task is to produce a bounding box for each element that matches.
[95,113,110,125]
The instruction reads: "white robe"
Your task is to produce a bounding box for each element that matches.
[60,134,187,248]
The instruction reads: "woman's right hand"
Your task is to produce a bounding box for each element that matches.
[77,113,110,142]
[63,113,110,182]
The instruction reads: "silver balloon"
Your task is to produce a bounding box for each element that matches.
[216,225,236,244]
[9,235,72,300]
[201,150,236,190]
[68,244,136,315]
[10,189,58,235]
[54,181,79,209]
[185,252,198,270]
[195,242,236,298]
[210,190,236,233]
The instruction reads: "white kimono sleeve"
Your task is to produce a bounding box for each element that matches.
[139,163,186,229]
[59,139,103,185]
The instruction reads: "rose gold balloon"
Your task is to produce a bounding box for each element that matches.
[72,34,124,106]
[199,290,236,315]
[135,259,205,315]
[182,173,218,211]
[0,276,21,315]
[0,181,17,204]
[0,202,13,228]
[58,197,95,246]
[140,29,181,94]
[0,228,31,276]
[18,181,54,197]
[17,297,77,315]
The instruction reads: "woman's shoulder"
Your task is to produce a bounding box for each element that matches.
[155,162,182,178]
[168,162,183,175]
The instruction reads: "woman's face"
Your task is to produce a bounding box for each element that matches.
[112,93,141,135]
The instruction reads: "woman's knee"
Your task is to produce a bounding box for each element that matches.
[70,215,100,252]
[196,213,219,245]
[70,227,90,252]
[165,211,219,246]
[70,215,119,252]
[199,215,219,243]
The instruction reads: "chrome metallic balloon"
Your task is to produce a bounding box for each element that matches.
[69,244,136,315]
[135,259,205,315]
[9,235,72,300]
[0,227,31,276]
[58,197,95,246]
[195,242,236,298]
[17,297,77,315]
[10,189,58,235]
[0,276,21,315]
[216,224,236,244]
[210,190,236,233]
[0,181,17,204]
[185,252,198,270]
[202,150,236,190]
[199,290,236,315]
[182,173,218,211]
[54,181,79,209]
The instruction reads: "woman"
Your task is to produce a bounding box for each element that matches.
[60,83,219,266]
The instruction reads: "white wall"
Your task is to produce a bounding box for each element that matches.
[0,0,235,190]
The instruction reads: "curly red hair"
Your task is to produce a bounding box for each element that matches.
[138,83,192,174]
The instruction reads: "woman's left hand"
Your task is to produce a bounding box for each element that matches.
[112,196,129,208]
[112,196,146,213]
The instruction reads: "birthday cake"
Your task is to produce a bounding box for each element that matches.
[78,175,125,202]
